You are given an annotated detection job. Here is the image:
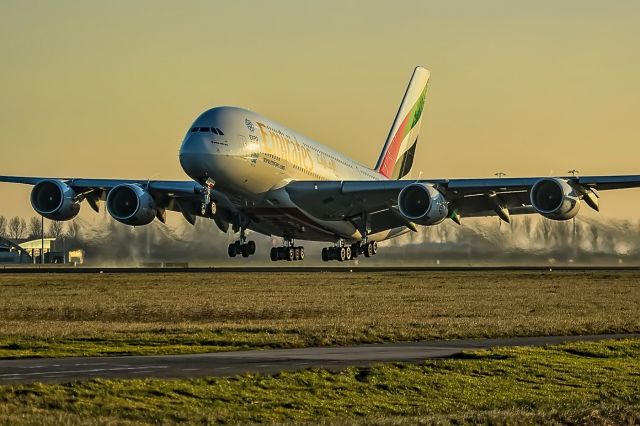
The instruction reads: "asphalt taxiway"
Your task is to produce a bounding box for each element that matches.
[0,334,637,384]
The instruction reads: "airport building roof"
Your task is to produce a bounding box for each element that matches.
[17,238,56,250]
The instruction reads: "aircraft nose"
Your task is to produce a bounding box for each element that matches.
[179,134,212,179]
[180,133,207,156]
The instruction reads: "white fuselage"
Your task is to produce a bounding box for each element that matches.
[179,106,407,243]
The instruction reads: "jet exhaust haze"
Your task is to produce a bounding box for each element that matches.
[63,215,640,267]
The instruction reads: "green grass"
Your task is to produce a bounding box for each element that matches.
[0,271,638,358]
[0,338,639,424]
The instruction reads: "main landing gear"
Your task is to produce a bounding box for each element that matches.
[228,227,256,258]
[270,238,305,262]
[321,241,378,262]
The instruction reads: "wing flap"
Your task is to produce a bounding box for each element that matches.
[576,175,640,190]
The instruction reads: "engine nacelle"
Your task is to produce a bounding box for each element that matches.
[30,180,81,221]
[398,183,449,226]
[530,178,581,221]
[106,184,157,226]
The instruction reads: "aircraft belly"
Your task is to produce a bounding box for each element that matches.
[249,218,337,243]
[243,187,359,243]
[246,208,407,244]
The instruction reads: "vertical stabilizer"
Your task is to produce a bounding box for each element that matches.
[375,67,430,179]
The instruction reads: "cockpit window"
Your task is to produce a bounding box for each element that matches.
[191,127,222,134]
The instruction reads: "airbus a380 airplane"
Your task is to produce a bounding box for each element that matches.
[2,66,640,262]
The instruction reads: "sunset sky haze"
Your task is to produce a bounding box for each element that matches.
[1,0,639,221]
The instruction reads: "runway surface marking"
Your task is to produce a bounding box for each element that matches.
[0,334,637,384]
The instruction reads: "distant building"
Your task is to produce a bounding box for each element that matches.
[0,236,67,264]
[18,238,57,262]
[0,237,33,264]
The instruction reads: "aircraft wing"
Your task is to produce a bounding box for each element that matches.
[285,175,640,231]
[0,175,236,228]
[0,176,202,192]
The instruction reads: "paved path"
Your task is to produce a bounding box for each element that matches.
[0,334,637,384]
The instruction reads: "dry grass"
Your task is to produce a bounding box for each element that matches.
[0,271,638,357]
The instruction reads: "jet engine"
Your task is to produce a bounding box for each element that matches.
[30,180,81,221]
[397,183,448,226]
[106,184,157,226]
[530,178,581,220]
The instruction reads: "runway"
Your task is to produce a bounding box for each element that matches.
[3,266,640,274]
[0,334,637,384]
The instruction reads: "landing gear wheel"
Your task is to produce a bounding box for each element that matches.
[241,244,250,258]
[365,242,373,257]
[271,243,305,262]
[247,240,256,255]
[228,243,237,258]
[338,247,346,262]
[372,241,378,255]
[321,247,329,262]
[345,246,352,261]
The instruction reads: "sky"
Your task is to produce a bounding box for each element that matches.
[1,0,639,223]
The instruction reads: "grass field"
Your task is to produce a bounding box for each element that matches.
[0,271,638,358]
[0,338,638,424]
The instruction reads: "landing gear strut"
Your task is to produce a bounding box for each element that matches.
[199,181,217,217]
[270,238,305,262]
[321,240,377,262]
[228,226,256,258]
[321,212,378,262]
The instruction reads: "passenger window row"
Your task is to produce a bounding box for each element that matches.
[191,127,225,135]
[262,151,323,180]
[301,142,354,169]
